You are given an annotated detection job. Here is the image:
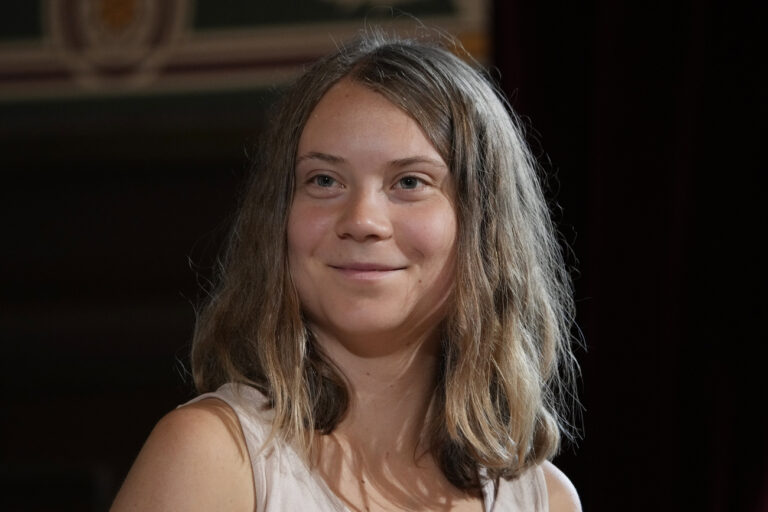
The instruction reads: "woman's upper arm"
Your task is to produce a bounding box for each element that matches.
[110,399,254,512]
[542,460,582,512]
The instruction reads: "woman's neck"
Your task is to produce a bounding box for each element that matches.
[313,326,441,458]
[311,329,484,511]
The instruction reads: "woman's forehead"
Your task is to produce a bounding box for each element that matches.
[298,80,446,165]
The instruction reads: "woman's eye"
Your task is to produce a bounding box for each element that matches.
[311,174,336,187]
[397,176,423,190]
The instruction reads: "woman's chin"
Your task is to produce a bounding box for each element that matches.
[310,317,439,358]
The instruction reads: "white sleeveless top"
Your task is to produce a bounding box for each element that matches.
[184,383,548,512]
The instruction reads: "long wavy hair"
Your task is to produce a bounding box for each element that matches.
[191,30,578,489]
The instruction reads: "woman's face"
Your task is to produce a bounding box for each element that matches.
[287,79,457,355]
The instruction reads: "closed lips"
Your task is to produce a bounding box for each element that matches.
[330,264,406,271]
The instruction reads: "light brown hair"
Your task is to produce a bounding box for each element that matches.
[191,29,578,489]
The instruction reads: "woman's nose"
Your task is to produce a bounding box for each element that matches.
[335,189,393,242]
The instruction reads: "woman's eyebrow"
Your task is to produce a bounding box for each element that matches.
[296,151,346,164]
[390,156,447,169]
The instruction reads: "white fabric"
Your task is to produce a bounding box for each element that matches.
[183,383,548,511]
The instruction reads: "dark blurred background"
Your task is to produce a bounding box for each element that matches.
[1,1,764,511]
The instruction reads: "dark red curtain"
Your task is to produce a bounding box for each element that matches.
[493,1,764,510]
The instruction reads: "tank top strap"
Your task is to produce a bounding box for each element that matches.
[486,464,549,511]
[181,383,347,512]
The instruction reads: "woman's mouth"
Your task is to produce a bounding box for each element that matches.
[329,263,406,280]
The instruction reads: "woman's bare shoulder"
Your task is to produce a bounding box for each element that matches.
[110,398,254,512]
[542,460,582,512]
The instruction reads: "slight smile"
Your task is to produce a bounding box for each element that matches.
[329,263,406,280]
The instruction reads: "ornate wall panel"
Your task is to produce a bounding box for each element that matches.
[1,0,488,101]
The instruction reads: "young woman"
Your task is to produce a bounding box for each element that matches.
[111,31,581,512]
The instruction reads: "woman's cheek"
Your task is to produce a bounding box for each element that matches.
[288,201,333,254]
[398,203,457,259]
